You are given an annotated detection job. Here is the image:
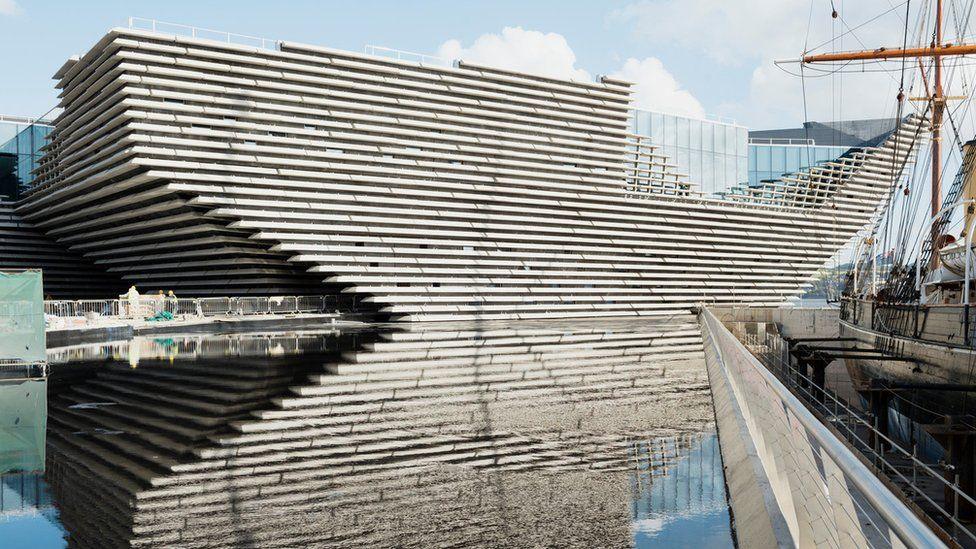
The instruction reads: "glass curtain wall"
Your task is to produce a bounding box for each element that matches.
[629,109,749,195]
[0,120,52,200]
[747,143,850,187]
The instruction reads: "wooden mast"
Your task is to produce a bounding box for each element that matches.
[802,0,947,269]
[933,0,944,269]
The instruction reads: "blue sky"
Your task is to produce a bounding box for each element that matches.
[0,0,920,130]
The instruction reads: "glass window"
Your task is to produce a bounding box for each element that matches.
[17,129,31,155]
[714,126,725,154]
[677,148,690,174]
[639,110,651,135]
[676,117,690,149]
[814,147,831,163]
[0,124,18,145]
[702,124,714,152]
[737,156,748,184]
[689,120,701,150]
[786,147,801,172]
[756,146,771,172]
[690,150,702,183]
[665,146,678,164]
[770,146,786,173]
[725,126,736,155]
[702,154,714,193]
[651,112,664,143]
[663,115,676,147]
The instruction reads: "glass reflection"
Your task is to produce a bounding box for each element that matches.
[630,108,749,196]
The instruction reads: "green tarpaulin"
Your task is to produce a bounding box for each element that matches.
[0,271,44,363]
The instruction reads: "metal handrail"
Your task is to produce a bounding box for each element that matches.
[738,324,976,544]
[0,114,54,127]
[362,44,450,66]
[748,137,819,145]
[126,17,281,50]
[702,308,947,548]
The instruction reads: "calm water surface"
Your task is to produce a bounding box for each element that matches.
[1,318,733,548]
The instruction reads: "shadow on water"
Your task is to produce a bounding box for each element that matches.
[1,318,734,548]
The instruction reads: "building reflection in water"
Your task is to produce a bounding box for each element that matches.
[35,317,731,548]
[0,376,68,546]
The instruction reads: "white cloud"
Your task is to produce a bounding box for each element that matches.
[437,27,705,118]
[0,0,22,16]
[611,57,705,118]
[609,0,922,126]
[437,27,590,81]
[608,0,814,66]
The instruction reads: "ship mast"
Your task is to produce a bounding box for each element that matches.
[933,0,944,269]
[802,0,951,269]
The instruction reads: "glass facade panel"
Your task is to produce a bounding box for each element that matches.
[747,143,854,187]
[786,147,801,172]
[630,108,749,195]
[663,115,676,146]
[737,155,748,183]
[689,120,701,151]
[770,146,786,172]
[714,127,725,155]
[676,117,689,149]
[651,113,664,143]
[0,120,52,199]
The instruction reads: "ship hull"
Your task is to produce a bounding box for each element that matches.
[840,318,976,419]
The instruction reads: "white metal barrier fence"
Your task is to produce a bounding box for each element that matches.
[44,295,358,320]
[700,308,946,548]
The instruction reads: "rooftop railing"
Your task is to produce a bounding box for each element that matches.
[126,17,281,50]
[631,107,740,128]
[362,45,451,66]
[749,137,819,146]
[0,115,54,127]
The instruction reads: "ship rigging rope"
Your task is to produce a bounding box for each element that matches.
[880,2,934,293]
[874,0,926,294]
[882,0,914,271]
[804,1,911,56]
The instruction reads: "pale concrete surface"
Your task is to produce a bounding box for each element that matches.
[709,306,840,338]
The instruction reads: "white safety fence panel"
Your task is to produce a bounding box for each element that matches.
[0,271,45,363]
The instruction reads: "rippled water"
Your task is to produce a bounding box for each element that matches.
[1,317,733,548]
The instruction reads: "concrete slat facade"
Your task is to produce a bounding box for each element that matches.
[17,28,924,320]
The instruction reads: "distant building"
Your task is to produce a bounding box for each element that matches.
[0,116,53,199]
[747,118,900,187]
